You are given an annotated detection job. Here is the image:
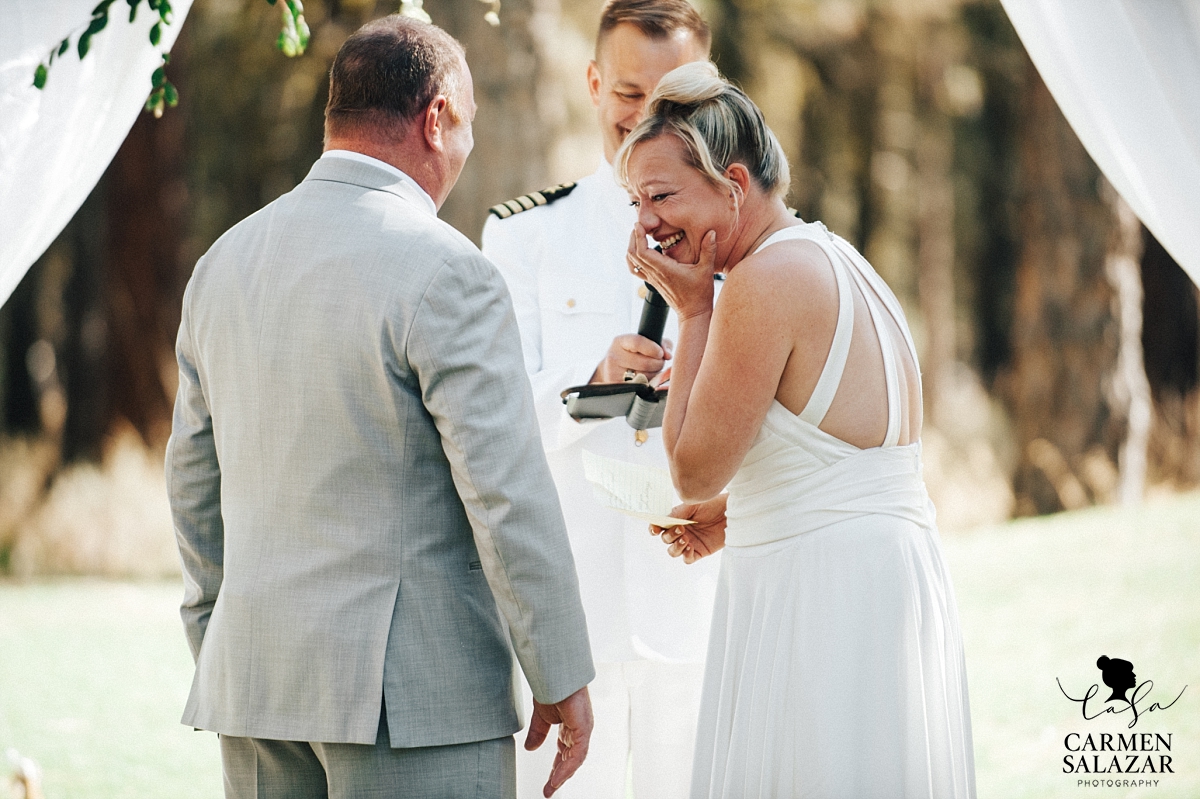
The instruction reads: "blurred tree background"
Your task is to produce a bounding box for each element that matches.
[1,0,1198,577]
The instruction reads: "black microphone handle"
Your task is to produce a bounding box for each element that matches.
[637,282,670,345]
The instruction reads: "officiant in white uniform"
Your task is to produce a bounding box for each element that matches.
[481,1,716,796]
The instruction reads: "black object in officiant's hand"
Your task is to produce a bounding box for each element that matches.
[561,281,670,429]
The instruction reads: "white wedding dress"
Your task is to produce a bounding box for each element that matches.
[690,222,976,799]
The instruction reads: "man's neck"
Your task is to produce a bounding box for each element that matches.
[324,135,445,209]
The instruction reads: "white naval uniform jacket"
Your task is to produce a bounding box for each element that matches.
[482,160,719,665]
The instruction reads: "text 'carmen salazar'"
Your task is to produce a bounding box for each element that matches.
[1062,733,1173,775]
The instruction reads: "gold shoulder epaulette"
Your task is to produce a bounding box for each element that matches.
[488,182,578,219]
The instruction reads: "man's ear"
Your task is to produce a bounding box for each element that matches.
[423,95,450,153]
[586,60,602,109]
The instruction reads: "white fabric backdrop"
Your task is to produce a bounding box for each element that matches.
[0,0,192,309]
[1000,0,1200,282]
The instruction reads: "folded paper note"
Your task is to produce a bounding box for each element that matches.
[581,450,694,527]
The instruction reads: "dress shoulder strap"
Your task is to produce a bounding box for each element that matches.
[845,264,902,446]
[831,232,919,447]
[753,224,854,427]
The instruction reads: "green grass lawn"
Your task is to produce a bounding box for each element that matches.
[1,492,1198,798]
[0,581,219,798]
[946,491,1200,799]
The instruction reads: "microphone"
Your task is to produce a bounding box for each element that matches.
[638,243,670,345]
[637,282,670,345]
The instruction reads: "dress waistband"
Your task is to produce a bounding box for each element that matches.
[725,444,933,547]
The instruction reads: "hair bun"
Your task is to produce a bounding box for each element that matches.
[1097,656,1110,668]
[613,57,791,201]
[648,61,723,111]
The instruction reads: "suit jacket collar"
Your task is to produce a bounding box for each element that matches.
[303,154,437,217]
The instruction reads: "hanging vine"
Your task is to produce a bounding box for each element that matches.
[32,0,311,116]
[32,0,501,115]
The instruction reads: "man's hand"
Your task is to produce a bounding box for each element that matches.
[591,334,673,384]
[525,686,593,797]
[651,494,727,564]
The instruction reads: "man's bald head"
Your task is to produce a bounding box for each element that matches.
[325,15,467,142]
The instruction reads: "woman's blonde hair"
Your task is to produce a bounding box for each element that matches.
[614,61,790,200]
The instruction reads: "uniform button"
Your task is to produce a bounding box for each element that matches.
[566,298,576,308]
[637,285,648,299]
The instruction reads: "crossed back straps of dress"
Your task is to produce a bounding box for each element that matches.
[754,223,920,449]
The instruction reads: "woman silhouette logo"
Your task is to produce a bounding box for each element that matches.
[1097,656,1137,703]
[1059,655,1185,727]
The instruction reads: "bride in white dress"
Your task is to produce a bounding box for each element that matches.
[616,62,976,798]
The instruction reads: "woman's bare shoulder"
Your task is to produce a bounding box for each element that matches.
[721,235,838,310]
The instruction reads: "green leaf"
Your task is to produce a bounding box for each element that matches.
[58,38,70,56]
[296,16,310,50]
[79,12,107,56]
[86,13,109,35]
[151,65,166,88]
[276,2,299,56]
[92,0,115,15]
[164,82,179,106]
[274,0,308,56]
[149,22,161,45]
[128,3,137,23]
[266,0,277,6]
[33,63,48,89]
[162,52,171,65]
[277,31,297,57]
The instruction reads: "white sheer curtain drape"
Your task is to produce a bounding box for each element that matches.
[1000,0,1200,282]
[0,0,192,308]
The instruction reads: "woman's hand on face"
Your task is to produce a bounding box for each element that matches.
[627,224,717,320]
[650,495,727,564]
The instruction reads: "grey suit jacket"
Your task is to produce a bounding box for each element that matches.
[165,156,594,747]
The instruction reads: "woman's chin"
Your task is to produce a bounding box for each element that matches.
[667,244,702,266]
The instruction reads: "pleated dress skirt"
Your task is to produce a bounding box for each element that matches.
[689,404,976,799]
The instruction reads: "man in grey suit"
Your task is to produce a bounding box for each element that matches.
[166,16,594,799]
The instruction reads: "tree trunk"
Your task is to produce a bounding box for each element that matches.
[432,0,554,243]
[915,21,959,421]
[1141,227,1200,487]
[1101,185,1149,505]
[101,108,189,450]
[998,62,1120,515]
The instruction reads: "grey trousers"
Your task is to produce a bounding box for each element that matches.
[219,711,516,799]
